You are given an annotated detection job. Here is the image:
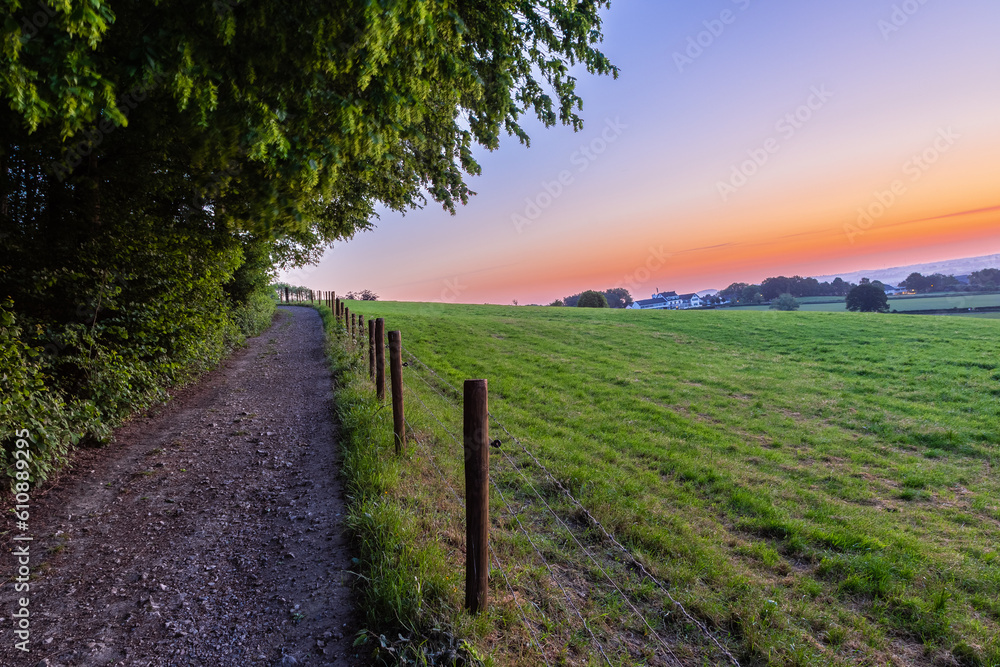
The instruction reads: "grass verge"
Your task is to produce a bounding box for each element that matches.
[317,303,489,665]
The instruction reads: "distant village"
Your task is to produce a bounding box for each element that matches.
[628,284,910,310]
[553,267,1000,310]
[628,291,705,310]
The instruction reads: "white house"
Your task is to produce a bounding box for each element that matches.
[677,293,702,309]
[628,291,703,310]
[629,291,680,310]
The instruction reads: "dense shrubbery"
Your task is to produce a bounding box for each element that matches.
[0,222,276,488]
[1,0,614,490]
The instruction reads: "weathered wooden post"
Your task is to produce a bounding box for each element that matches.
[335,298,341,322]
[368,319,375,381]
[345,307,351,340]
[375,318,386,401]
[351,313,357,341]
[284,286,289,303]
[358,315,366,362]
[464,379,489,614]
[388,331,405,455]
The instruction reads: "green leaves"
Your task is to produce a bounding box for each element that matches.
[0,0,618,488]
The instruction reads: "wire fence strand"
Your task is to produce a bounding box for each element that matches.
[402,414,553,667]
[399,344,741,667]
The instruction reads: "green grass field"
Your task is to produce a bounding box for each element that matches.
[345,302,1000,666]
[727,292,1000,313]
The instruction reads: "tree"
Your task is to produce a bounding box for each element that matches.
[602,287,633,309]
[719,283,748,303]
[770,293,800,311]
[761,276,794,300]
[740,285,764,304]
[549,299,565,307]
[846,284,889,313]
[901,272,931,293]
[345,290,378,301]
[970,268,1000,290]
[925,273,959,291]
[577,291,609,308]
[0,0,618,485]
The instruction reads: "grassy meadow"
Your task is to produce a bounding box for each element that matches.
[727,292,1000,313]
[342,301,1000,666]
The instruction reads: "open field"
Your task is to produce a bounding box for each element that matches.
[727,292,1000,313]
[346,301,1000,665]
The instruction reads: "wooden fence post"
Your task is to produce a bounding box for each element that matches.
[358,315,366,363]
[345,307,351,339]
[464,379,489,614]
[375,318,386,401]
[388,331,405,455]
[368,318,376,381]
[351,313,357,341]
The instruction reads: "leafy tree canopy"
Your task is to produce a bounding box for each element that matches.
[345,290,378,301]
[577,290,608,308]
[740,285,764,304]
[0,0,618,486]
[770,293,800,311]
[846,284,889,313]
[4,0,618,246]
[970,268,1000,289]
[562,287,631,309]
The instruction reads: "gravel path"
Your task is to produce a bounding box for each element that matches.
[0,306,362,666]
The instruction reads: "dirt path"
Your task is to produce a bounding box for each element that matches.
[0,307,362,666]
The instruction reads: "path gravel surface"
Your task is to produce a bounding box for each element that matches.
[0,306,362,666]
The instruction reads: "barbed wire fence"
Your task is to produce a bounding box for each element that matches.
[322,296,740,666]
[399,342,739,667]
[402,345,739,664]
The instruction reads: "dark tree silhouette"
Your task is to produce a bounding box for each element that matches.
[577,290,609,308]
[846,284,889,312]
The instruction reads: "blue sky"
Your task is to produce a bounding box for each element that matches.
[284,0,1000,304]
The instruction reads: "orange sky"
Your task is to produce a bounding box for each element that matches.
[285,0,1000,304]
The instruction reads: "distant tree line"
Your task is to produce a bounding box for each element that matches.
[900,269,1000,293]
[546,267,1000,312]
[719,276,854,304]
[555,287,633,309]
[717,267,1000,306]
